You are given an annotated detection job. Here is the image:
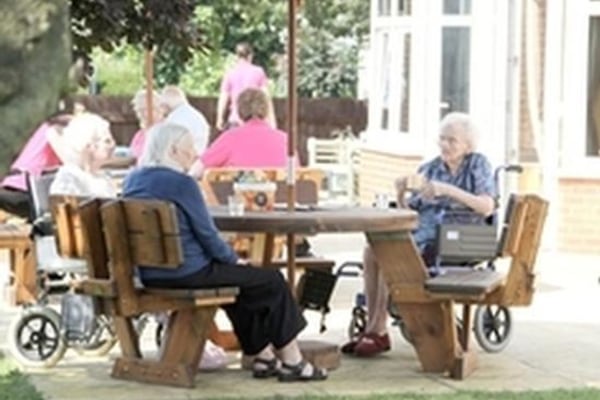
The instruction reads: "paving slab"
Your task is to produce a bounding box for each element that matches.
[1,236,599,399]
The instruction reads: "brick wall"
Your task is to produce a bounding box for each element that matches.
[557,178,600,253]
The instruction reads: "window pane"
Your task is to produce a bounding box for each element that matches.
[443,0,471,15]
[380,33,391,129]
[440,27,471,118]
[398,0,412,15]
[399,33,411,132]
[587,17,600,156]
[378,0,391,16]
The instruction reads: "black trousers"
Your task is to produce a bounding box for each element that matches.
[0,187,30,219]
[143,263,307,355]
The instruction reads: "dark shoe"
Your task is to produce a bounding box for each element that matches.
[278,360,328,382]
[341,335,363,354]
[353,332,391,357]
[252,357,279,379]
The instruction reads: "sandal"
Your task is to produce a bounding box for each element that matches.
[278,360,328,382]
[252,357,280,379]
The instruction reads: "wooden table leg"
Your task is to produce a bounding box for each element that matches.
[12,245,36,305]
[366,231,472,378]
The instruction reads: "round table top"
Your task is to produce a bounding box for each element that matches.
[210,206,418,235]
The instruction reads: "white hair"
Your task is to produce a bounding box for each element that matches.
[160,85,188,113]
[138,122,191,171]
[131,89,162,114]
[61,113,111,165]
[439,112,479,151]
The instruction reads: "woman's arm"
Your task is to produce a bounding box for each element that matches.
[425,182,495,216]
[177,176,238,265]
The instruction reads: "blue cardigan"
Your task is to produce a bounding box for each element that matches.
[122,166,238,281]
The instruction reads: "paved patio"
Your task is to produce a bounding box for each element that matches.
[1,233,600,399]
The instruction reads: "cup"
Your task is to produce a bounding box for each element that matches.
[227,195,245,216]
[405,174,426,192]
[374,193,390,209]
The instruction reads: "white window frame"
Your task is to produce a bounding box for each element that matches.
[560,0,600,177]
[364,0,507,165]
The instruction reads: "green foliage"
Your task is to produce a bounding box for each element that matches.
[83,0,368,98]
[0,358,43,400]
[70,0,206,63]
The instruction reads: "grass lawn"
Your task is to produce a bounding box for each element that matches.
[0,350,598,400]
[0,351,43,400]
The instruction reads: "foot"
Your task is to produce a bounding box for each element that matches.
[341,335,363,354]
[278,360,328,382]
[353,332,391,357]
[252,357,280,379]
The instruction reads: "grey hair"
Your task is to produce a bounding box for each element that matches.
[439,112,479,151]
[61,113,111,165]
[160,85,188,113]
[131,89,162,115]
[138,122,191,170]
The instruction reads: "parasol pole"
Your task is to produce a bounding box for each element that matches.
[286,0,299,291]
[144,49,154,126]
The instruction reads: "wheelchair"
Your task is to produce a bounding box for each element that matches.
[6,171,117,368]
[341,164,522,354]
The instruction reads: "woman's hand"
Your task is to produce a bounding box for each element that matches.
[394,177,408,207]
[420,180,451,200]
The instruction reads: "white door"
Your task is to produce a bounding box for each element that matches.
[367,0,508,165]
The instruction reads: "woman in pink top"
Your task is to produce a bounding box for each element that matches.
[0,114,72,219]
[215,43,275,131]
[202,88,290,169]
[129,89,164,160]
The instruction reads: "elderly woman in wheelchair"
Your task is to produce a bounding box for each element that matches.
[341,112,497,358]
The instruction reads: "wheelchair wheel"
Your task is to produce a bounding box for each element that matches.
[8,306,67,368]
[73,315,116,357]
[473,305,513,353]
[347,306,367,339]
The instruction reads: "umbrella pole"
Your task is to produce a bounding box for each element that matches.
[286,0,298,291]
[144,49,154,126]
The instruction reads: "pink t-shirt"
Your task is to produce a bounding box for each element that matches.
[220,60,268,124]
[2,123,62,191]
[129,128,146,160]
[201,119,289,168]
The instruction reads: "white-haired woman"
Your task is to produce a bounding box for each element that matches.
[49,113,117,197]
[341,112,496,357]
[123,122,327,382]
[129,89,164,160]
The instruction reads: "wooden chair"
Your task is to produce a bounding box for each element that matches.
[368,194,548,379]
[70,198,238,388]
[200,167,334,273]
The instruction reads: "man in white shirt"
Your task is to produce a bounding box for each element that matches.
[161,85,210,155]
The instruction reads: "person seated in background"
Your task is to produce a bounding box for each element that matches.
[122,122,327,382]
[0,111,73,220]
[49,113,117,198]
[161,85,210,156]
[196,88,290,174]
[341,112,496,358]
[129,89,164,161]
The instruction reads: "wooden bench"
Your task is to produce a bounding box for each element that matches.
[368,194,548,379]
[58,198,239,388]
[0,223,35,305]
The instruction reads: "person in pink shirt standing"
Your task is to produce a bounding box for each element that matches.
[202,88,290,170]
[0,113,72,219]
[216,43,276,131]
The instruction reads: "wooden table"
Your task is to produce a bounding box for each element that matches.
[210,206,472,378]
[0,224,35,305]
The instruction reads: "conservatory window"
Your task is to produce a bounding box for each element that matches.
[443,0,471,15]
[587,16,600,156]
[440,26,470,118]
